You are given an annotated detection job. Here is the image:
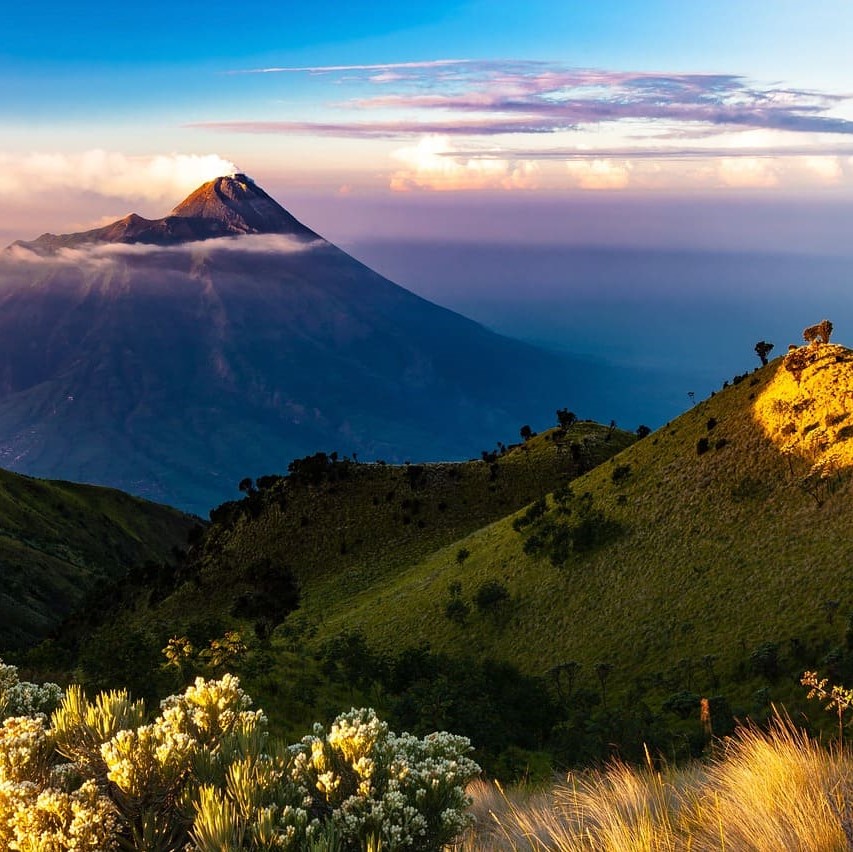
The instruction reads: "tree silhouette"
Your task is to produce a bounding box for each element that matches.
[556,408,577,429]
[595,661,613,708]
[754,340,774,366]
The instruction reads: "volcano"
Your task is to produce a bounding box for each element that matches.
[0,175,616,513]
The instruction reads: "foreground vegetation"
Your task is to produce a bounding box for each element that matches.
[7,653,853,850]
[460,714,853,851]
[0,658,479,850]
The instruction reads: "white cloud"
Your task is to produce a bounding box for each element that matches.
[389,136,538,192]
[565,159,633,190]
[0,151,238,203]
[717,157,780,188]
[800,155,843,184]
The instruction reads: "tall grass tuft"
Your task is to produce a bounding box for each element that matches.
[457,715,853,851]
[687,715,851,851]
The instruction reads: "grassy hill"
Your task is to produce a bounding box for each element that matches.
[181,421,633,617]
[43,423,632,727]
[317,343,853,716]
[0,470,196,649]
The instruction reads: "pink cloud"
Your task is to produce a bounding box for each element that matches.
[197,61,853,141]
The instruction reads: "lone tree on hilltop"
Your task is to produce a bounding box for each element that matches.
[556,408,577,429]
[520,424,535,441]
[754,340,774,366]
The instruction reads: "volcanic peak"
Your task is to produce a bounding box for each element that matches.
[11,174,318,254]
[169,175,314,237]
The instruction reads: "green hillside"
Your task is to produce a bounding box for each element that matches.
[48,422,633,716]
[182,421,633,616]
[319,343,853,716]
[0,470,196,649]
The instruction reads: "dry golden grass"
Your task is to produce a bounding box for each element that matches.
[456,716,853,851]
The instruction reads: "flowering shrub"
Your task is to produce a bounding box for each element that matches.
[290,707,479,850]
[0,659,63,719]
[0,668,479,851]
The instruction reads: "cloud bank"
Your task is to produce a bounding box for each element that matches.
[389,136,539,191]
[0,151,238,203]
[3,233,321,269]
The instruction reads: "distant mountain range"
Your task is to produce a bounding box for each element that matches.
[0,174,631,513]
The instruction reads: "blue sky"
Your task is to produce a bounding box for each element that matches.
[2,0,853,247]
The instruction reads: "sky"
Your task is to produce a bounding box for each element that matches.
[2,0,853,251]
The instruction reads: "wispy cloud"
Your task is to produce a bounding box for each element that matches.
[0,151,238,203]
[202,60,853,140]
[441,145,853,161]
[229,59,471,75]
[4,233,320,267]
[188,119,562,137]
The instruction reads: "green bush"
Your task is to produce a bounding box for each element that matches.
[474,580,510,612]
[445,597,471,625]
[662,691,701,720]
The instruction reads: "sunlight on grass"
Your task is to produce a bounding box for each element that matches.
[457,716,853,851]
[753,343,853,475]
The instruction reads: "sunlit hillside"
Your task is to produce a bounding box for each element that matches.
[22,341,853,773]
[46,422,633,712]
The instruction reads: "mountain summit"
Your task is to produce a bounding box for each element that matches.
[13,174,317,254]
[0,176,622,512]
[168,174,317,237]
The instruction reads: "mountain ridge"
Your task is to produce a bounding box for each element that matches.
[0,466,194,649]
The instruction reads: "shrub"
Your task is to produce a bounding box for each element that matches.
[611,464,632,485]
[516,493,623,566]
[662,691,701,720]
[445,597,471,625]
[750,642,781,679]
[512,498,547,531]
[557,409,577,429]
[474,580,510,612]
[0,672,479,851]
[696,437,710,455]
[0,659,63,720]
